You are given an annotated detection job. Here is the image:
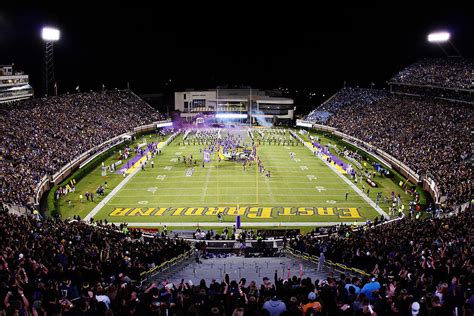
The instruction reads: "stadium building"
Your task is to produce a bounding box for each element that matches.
[0,64,33,103]
[175,88,295,124]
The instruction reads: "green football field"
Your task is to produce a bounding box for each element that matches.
[83,128,384,227]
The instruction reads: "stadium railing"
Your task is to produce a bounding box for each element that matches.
[139,248,194,286]
[331,134,394,171]
[283,247,371,278]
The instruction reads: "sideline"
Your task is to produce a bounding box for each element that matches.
[302,141,390,219]
[83,132,179,221]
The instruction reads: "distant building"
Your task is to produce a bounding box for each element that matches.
[175,88,295,124]
[0,64,33,104]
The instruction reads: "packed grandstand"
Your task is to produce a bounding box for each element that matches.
[306,58,473,213]
[388,58,473,90]
[1,90,164,207]
[0,58,472,316]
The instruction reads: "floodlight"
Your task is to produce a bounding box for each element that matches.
[427,32,450,43]
[42,27,60,41]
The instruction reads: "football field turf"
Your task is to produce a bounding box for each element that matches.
[88,129,382,227]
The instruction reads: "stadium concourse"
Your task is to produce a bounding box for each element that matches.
[0,58,472,316]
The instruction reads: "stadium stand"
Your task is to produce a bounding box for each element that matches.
[305,87,472,211]
[1,209,472,315]
[291,211,473,315]
[0,210,191,315]
[0,90,163,208]
[292,212,472,310]
[388,58,473,90]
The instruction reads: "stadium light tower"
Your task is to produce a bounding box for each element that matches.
[427,31,462,57]
[41,27,60,96]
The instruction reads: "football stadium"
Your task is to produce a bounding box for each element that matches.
[0,6,472,316]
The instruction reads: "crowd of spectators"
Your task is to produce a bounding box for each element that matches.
[0,210,190,315]
[389,58,473,90]
[305,87,472,210]
[290,210,473,315]
[306,88,386,123]
[0,90,161,207]
[2,207,471,315]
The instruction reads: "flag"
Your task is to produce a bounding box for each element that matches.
[76,86,80,92]
[102,84,105,91]
[203,149,211,162]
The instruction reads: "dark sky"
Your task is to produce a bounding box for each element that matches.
[1,4,473,99]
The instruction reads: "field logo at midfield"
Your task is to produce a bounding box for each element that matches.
[109,206,362,219]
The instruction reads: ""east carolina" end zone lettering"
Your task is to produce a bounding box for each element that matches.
[109,206,362,219]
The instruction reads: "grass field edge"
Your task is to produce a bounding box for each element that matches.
[83,132,179,221]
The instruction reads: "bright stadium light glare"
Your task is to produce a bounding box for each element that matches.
[215,113,247,119]
[427,31,450,43]
[41,27,60,41]
[156,122,173,128]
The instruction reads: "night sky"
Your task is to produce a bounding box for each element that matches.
[1,5,473,106]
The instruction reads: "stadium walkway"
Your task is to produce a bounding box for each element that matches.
[150,255,329,285]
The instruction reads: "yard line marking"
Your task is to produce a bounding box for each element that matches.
[315,186,326,192]
[302,141,389,219]
[83,132,179,221]
[109,193,368,198]
[119,186,348,190]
